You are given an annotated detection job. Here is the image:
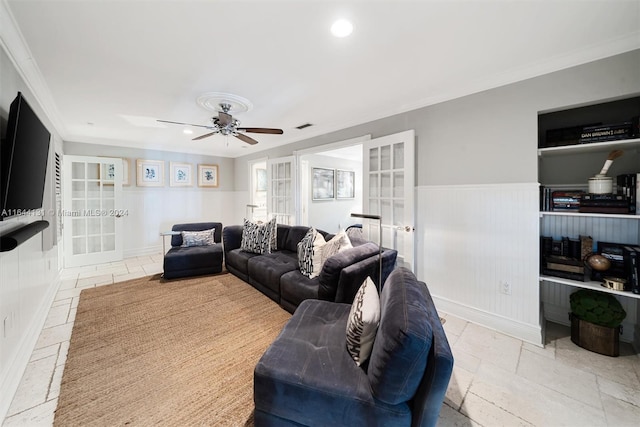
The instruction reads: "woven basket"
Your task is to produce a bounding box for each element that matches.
[570,313,620,357]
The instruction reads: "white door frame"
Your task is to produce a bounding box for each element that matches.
[293,135,372,225]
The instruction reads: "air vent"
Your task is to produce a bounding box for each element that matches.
[295,123,313,130]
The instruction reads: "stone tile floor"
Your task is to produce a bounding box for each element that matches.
[3,254,640,426]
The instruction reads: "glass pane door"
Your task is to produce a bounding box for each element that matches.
[64,156,123,267]
[267,156,296,225]
[363,130,415,270]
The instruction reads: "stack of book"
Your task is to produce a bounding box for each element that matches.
[579,122,635,144]
[617,173,638,215]
[540,235,592,281]
[579,193,629,214]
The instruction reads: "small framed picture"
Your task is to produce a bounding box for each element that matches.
[312,167,335,200]
[136,159,164,187]
[100,162,115,185]
[170,162,193,187]
[198,164,219,187]
[336,170,355,199]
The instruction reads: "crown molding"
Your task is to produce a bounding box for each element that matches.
[0,0,68,139]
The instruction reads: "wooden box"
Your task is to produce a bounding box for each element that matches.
[570,314,619,357]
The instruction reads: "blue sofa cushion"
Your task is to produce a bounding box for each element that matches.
[248,251,299,294]
[254,300,412,426]
[367,267,433,405]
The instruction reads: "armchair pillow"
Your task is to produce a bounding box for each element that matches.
[346,276,380,366]
[297,227,327,279]
[321,231,352,264]
[180,228,215,247]
[241,218,277,254]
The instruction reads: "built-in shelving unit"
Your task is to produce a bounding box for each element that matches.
[538,96,640,321]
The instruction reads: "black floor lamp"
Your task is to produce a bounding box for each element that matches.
[350,212,383,289]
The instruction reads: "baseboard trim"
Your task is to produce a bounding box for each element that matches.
[433,295,543,347]
[123,245,162,259]
[0,271,61,422]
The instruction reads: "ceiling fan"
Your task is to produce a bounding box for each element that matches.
[157,103,283,145]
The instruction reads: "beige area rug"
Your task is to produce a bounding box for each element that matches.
[54,273,291,426]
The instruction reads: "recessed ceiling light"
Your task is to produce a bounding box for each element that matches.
[183,128,193,135]
[331,19,353,38]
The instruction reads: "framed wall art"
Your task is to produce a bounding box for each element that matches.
[136,159,164,187]
[170,162,193,187]
[312,167,334,200]
[336,169,355,199]
[198,164,219,187]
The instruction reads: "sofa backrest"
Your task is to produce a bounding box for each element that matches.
[367,267,433,405]
[335,248,398,304]
[171,222,222,247]
[317,242,379,301]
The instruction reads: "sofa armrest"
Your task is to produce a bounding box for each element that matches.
[317,242,378,302]
[223,225,244,252]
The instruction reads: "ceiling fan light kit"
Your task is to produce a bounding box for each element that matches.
[158,93,282,146]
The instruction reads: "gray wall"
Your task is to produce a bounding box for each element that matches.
[234,49,640,189]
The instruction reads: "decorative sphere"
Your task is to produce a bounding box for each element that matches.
[587,254,611,271]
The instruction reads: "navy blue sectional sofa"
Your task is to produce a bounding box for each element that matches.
[254,267,454,427]
[223,224,397,312]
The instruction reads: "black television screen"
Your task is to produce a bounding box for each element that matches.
[1,92,51,220]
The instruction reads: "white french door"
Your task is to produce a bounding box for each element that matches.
[363,130,415,271]
[63,155,124,267]
[267,156,296,225]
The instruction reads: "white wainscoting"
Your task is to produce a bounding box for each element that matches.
[416,183,542,345]
[121,189,245,258]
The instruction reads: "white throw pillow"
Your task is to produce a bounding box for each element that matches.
[181,228,215,247]
[346,277,380,366]
[320,231,352,265]
[297,228,327,278]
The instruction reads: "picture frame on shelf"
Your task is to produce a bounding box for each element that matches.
[198,164,219,187]
[169,162,193,187]
[136,159,164,187]
[336,169,355,199]
[312,167,334,200]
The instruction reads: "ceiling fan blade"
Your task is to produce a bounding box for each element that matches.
[218,111,233,126]
[235,133,259,145]
[157,119,211,129]
[193,131,217,141]
[237,127,284,135]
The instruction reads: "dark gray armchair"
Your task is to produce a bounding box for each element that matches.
[162,222,223,279]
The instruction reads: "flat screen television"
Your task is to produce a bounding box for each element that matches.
[1,92,51,220]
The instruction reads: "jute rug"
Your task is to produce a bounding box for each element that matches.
[54,272,291,426]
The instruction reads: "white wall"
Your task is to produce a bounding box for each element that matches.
[301,153,363,233]
[0,46,61,420]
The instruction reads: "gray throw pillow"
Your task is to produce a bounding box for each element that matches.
[181,228,215,247]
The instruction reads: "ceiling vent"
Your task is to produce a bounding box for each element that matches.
[295,123,313,130]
